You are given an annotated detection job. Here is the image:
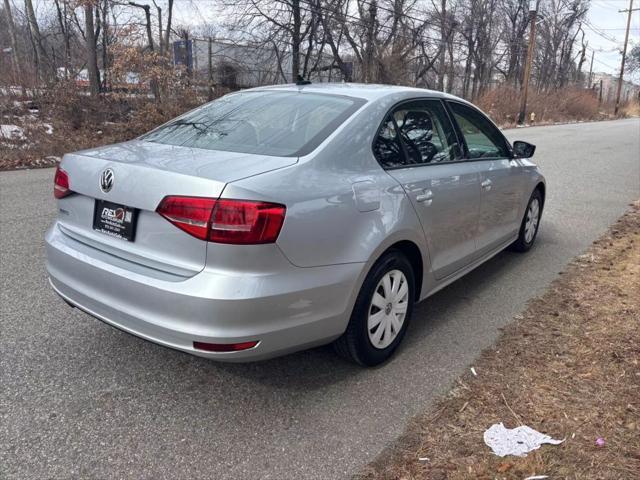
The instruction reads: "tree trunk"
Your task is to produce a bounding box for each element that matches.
[84,4,100,97]
[129,1,159,99]
[437,0,447,91]
[291,0,301,81]
[144,7,154,51]
[364,0,377,82]
[3,0,25,95]
[164,0,174,55]
[157,6,163,56]
[317,3,352,81]
[101,0,109,90]
[53,0,70,80]
[24,0,48,81]
[129,2,154,51]
[447,41,454,93]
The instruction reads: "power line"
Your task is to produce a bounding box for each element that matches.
[584,20,622,44]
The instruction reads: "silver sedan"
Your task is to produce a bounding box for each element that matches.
[46,83,545,366]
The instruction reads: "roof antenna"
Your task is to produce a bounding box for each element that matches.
[296,75,311,86]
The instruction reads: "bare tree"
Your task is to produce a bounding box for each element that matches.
[84,1,100,96]
[224,0,321,82]
[129,2,154,51]
[3,0,24,93]
[535,0,589,91]
[498,0,529,86]
[24,0,49,80]
[164,0,173,54]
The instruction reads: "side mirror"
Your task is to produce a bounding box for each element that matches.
[512,141,536,159]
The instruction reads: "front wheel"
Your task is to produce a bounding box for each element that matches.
[334,251,415,366]
[511,189,543,252]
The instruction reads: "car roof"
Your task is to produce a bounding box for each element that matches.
[247,82,462,102]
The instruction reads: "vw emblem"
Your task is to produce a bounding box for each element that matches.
[100,168,114,193]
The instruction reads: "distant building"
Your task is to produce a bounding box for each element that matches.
[173,39,345,87]
[590,72,640,104]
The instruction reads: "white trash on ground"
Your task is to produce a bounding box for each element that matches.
[483,423,564,457]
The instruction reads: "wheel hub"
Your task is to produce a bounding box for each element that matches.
[367,269,410,350]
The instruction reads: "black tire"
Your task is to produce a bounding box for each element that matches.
[510,188,543,253]
[334,250,415,366]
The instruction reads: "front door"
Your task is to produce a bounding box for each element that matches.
[375,99,481,280]
[447,101,525,257]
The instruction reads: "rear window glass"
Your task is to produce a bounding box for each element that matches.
[142,91,365,157]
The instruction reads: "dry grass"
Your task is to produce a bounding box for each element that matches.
[621,102,640,118]
[357,202,640,480]
[477,86,604,127]
[0,84,204,171]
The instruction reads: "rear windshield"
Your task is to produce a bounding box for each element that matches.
[142,90,365,157]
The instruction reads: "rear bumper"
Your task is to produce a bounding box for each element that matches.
[45,223,364,361]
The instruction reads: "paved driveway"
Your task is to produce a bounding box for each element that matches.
[1,118,639,479]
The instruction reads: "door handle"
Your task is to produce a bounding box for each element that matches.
[481,179,492,190]
[416,190,433,205]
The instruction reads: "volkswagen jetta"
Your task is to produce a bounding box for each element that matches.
[46,83,545,366]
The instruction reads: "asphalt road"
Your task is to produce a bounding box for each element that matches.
[1,118,639,479]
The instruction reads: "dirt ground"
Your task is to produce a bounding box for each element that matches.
[358,202,640,480]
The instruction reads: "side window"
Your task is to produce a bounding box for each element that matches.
[373,115,405,168]
[373,99,462,168]
[448,102,510,159]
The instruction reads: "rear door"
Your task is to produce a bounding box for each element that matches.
[446,101,524,256]
[378,98,482,280]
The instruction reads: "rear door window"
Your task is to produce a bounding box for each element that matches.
[373,115,405,168]
[143,91,365,157]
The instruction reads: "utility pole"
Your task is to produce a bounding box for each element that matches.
[588,49,594,88]
[518,1,538,125]
[614,0,638,116]
[599,79,603,105]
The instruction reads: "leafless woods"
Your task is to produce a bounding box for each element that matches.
[0,0,604,100]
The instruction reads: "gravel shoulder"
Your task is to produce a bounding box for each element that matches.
[358,201,640,480]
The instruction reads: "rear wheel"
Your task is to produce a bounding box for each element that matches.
[511,189,542,252]
[334,251,415,366]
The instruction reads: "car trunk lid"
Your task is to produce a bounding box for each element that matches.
[56,140,297,277]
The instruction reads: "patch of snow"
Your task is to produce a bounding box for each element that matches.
[0,124,26,140]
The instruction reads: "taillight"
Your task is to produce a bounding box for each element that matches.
[156,196,286,244]
[54,166,72,199]
[156,196,216,240]
[209,199,286,244]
